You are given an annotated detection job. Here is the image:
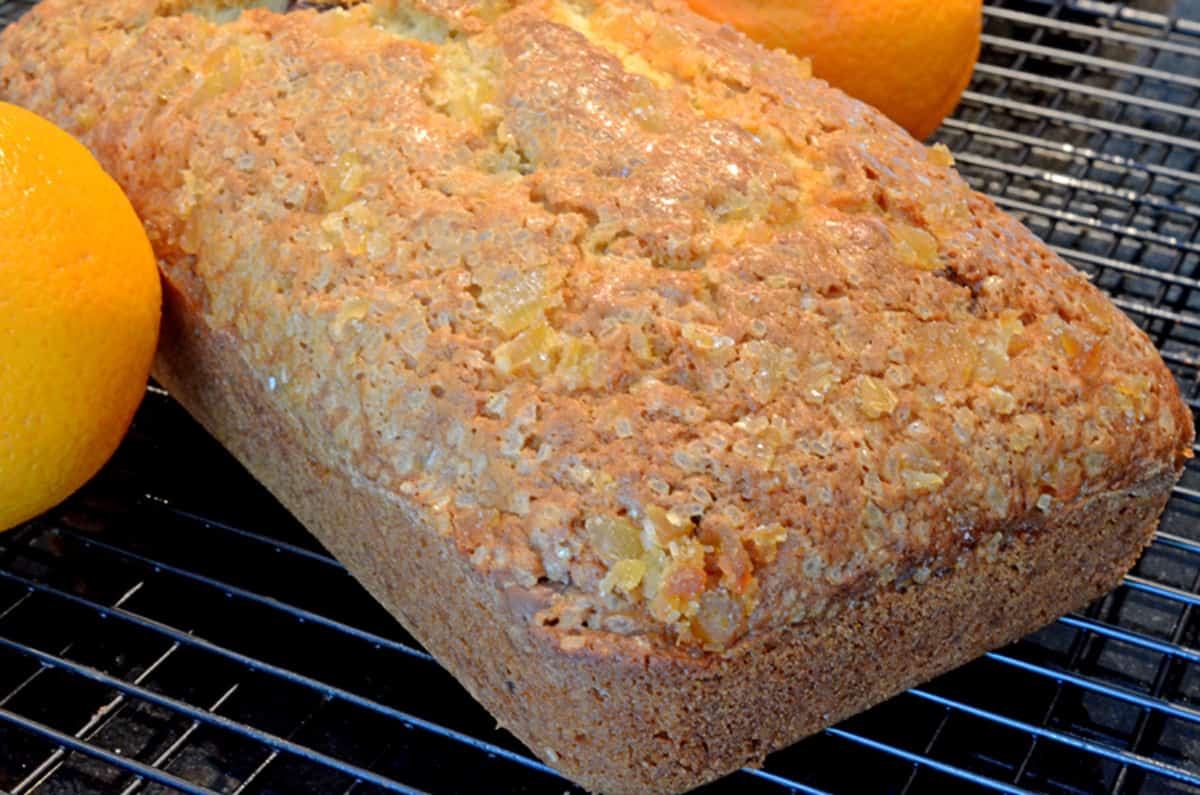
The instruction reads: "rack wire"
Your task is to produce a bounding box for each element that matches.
[2,0,1200,792]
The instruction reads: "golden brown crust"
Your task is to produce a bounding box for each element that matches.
[155,276,1177,793]
[2,0,1194,789]
[0,0,1189,648]
[2,0,1192,651]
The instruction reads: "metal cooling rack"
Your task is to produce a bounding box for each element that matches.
[2,0,1200,792]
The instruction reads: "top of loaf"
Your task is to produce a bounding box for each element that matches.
[3,0,1192,651]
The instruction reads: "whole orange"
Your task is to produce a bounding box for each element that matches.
[0,101,161,531]
[685,0,983,140]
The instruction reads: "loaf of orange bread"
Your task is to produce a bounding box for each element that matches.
[2,0,1192,791]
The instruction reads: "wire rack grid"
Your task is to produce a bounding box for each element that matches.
[2,0,1200,793]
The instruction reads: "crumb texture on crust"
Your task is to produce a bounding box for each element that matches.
[1,0,1191,649]
[150,280,1184,794]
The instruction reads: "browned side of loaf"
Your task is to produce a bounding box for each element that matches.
[155,270,1174,795]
